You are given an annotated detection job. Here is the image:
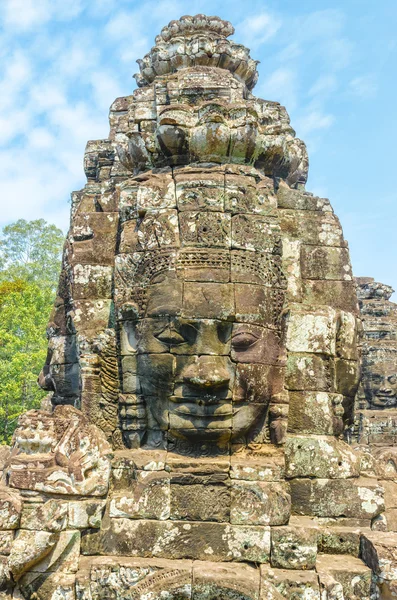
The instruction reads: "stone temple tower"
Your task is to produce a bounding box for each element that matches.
[0,14,396,600]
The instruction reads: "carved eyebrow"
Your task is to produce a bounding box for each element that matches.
[147,307,179,318]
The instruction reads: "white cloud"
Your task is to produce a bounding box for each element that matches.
[238,11,282,47]
[0,0,83,31]
[349,75,377,98]
[309,74,338,97]
[259,68,298,111]
[297,9,345,41]
[28,128,56,150]
[295,110,335,138]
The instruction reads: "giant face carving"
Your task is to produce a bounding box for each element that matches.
[116,168,287,449]
[365,360,397,409]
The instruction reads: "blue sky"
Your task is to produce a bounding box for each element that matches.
[0,0,396,296]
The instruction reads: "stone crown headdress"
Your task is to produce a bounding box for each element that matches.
[134,14,259,90]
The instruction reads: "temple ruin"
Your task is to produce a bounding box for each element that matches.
[0,14,396,600]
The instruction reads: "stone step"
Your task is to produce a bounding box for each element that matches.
[288,515,366,557]
[361,531,397,599]
[316,554,372,600]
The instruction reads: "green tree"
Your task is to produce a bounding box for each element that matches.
[0,219,64,289]
[0,220,64,443]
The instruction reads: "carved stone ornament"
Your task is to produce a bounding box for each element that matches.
[0,14,394,600]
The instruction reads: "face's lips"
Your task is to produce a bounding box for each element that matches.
[170,399,233,417]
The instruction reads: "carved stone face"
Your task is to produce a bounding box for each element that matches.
[366,361,397,408]
[120,267,285,446]
[115,167,287,448]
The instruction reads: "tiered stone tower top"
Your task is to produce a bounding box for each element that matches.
[134,14,258,89]
[0,15,396,600]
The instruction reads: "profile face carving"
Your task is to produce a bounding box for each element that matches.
[116,167,287,448]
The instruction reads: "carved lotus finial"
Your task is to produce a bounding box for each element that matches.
[158,14,235,42]
[134,13,259,91]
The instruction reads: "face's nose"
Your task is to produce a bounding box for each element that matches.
[179,356,233,392]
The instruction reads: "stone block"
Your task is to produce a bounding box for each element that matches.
[109,472,170,520]
[71,213,118,265]
[316,554,372,600]
[261,565,320,599]
[82,520,271,563]
[234,284,285,327]
[183,282,234,319]
[288,392,343,436]
[285,436,360,479]
[230,481,290,526]
[193,561,260,600]
[170,482,230,522]
[176,176,225,212]
[67,501,106,529]
[318,526,361,556]
[385,508,397,532]
[270,526,317,570]
[120,209,180,252]
[285,353,333,392]
[231,214,280,253]
[230,451,285,482]
[290,477,384,519]
[334,358,360,397]
[281,238,302,302]
[72,300,113,335]
[47,335,78,365]
[137,354,175,396]
[145,280,184,317]
[277,182,331,212]
[121,355,138,393]
[300,245,352,281]
[302,280,359,313]
[382,480,397,510]
[286,305,337,356]
[179,211,231,248]
[18,572,77,600]
[20,499,68,532]
[166,453,230,475]
[0,531,13,555]
[233,364,284,405]
[361,531,397,585]
[76,556,192,600]
[279,210,345,247]
[0,488,22,530]
[9,531,58,580]
[72,264,113,299]
[336,311,359,360]
[176,248,231,283]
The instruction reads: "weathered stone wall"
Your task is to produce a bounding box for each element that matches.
[0,14,395,600]
[353,277,397,539]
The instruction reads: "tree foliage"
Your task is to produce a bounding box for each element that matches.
[0,219,64,290]
[0,220,64,443]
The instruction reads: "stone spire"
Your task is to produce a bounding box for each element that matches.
[134,14,259,90]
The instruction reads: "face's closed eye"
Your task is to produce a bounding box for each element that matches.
[388,375,397,386]
[231,331,259,351]
[154,319,198,346]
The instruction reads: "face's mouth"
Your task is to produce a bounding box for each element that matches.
[170,397,233,417]
[374,393,396,402]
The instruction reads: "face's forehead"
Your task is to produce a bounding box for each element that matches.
[142,273,284,327]
[369,362,397,378]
